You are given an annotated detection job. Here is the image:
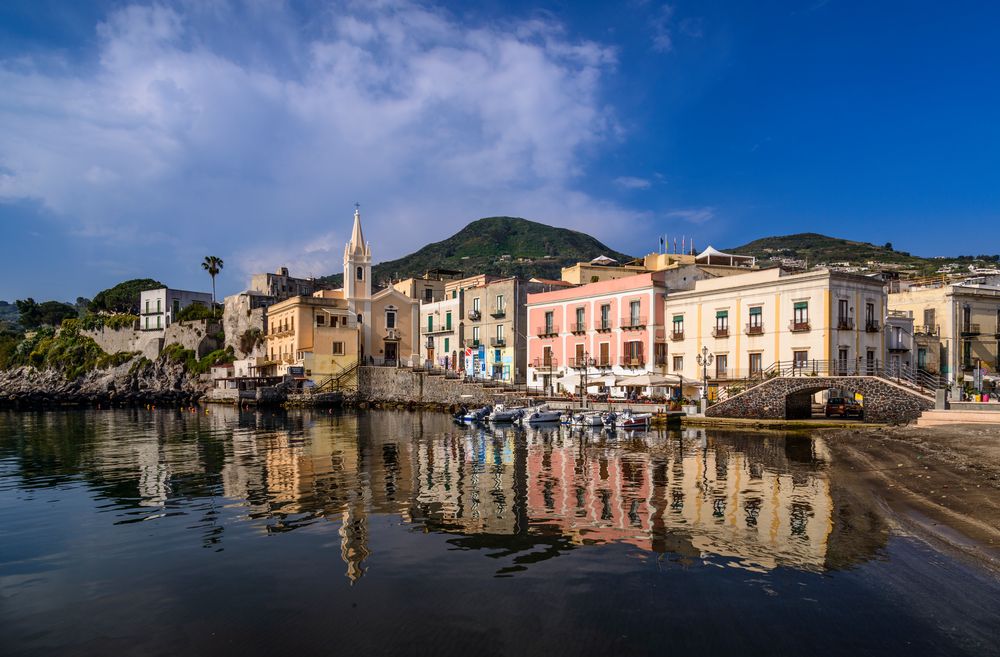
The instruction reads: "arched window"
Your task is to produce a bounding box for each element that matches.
[356,266,364,280]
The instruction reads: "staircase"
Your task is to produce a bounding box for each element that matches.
[314,361,360,392]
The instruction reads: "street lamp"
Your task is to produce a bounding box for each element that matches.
[696,345,714,412]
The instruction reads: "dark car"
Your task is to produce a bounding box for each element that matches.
[825,396,864,418]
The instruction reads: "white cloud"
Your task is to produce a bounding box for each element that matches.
[614,176,651,190]
[650,4,675,53]
[665,207,715,224]
[0,0,643,292]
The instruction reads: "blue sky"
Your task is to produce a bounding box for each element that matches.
[1,0,998,302]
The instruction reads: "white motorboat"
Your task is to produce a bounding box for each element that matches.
[455,405,492,423]
[523,405,562,424]
[617,410,652,429]
[489,405,525,423]
[570,411,605,427]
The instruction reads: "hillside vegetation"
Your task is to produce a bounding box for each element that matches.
[320,216,632,287]
[727,233,998,274]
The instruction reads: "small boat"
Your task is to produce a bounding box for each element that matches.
[616,410,652,429]
[489,405,524,423]
[456,405,492,423]
[569,411,605,427]
[523,405,562,424]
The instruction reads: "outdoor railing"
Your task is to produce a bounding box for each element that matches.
[711,326,730,338]
[744,323,764,336]
[865,320,881,333]
[468,309,481,321]
[718,358,942,399]
[620,357,645,369]
[489,307,506,318]
[621,316,647,330]
[596,321,612,332]
[490,337,506,347]
[535,326,559,337]
[532,357,558,370]
[961,323,981,335]
[571,323,587,334]
[837,317,854,330]
[789,321,811,333]
[915,324,939,336]
[670,330,684,341]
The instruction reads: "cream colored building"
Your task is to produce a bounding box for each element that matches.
[664,268,887,393]
[561,248,757,285]
[888,278,1000,385]
[264,292,358,378]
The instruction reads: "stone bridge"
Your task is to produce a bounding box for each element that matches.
[706,376,934,424]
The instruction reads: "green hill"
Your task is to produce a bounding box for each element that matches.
[320,216,633,287]
[727,233,998,274]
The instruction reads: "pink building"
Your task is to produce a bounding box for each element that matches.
[526,271,669,394]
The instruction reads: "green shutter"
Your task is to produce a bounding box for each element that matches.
[427,316,433,331]
[794,301,808,310]
[444,338,449,352]
[716,310,728,318]
[749,306,762,316]
[673,314,683,322]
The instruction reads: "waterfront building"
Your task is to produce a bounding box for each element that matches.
[139,288,214,332]
[663,268,887,397]
[885,311,915,374]
[263,291,359,378]
[419,295,463,370]
[392,269,465,303]
[888,277,1000,386]
[250,266,327,301]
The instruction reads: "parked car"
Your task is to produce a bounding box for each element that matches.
[825,397,864,418]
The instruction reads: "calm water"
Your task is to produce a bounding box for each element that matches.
[1,409,998,657]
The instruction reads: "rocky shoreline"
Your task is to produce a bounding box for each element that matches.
[0,360,207,409]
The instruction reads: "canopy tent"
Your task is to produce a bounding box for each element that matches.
[559,373,616,390]
[614,373,673,387]
[695,246,756,268]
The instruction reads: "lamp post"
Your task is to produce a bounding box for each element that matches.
[696,345,714,413]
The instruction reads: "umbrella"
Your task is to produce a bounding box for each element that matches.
[615,373,672,387]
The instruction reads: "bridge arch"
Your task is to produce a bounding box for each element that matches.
[708,376,933,424]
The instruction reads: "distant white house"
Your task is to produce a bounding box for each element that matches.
[139,288,214,332]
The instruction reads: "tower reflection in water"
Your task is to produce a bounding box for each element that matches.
[213,411,853,581]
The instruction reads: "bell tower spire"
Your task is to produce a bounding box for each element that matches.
[344,203,372,301]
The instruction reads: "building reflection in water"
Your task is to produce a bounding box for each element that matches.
[0,409,882,584]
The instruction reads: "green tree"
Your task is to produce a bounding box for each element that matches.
[90,279,165,314]
[15,299,78,328]
[202,256,224,313]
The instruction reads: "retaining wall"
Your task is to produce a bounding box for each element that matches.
[358,367,509,406]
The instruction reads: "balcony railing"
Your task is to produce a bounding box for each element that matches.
[620,357,645,369]
[914,324,939,336]
[465,339,480,348]
[424,324,453,335]
[596,321,612,332]
[711,326,730,338]
[789,321,811,333]
[865,320,881,333]
[490,337,506,347]
[568,357,594,369]
[489,307,506,318]
[744,323,764,336]
[961,323,981,336]
[532,357,558,370]
[888,340,910,352]
[595,358,613,369]
[837,317,854,330]
[535,325,559,337]
[571,323,587,334]
[620,316,647,330]
[670,330,684,341]
[468,309,481,321]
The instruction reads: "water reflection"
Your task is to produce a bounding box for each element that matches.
[0,409,883,583]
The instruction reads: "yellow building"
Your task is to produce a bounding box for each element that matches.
[561,248,757,285]
[264,292,358,378]
[888,278,1000,385]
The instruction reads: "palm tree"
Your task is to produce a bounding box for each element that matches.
[202,256,224,315]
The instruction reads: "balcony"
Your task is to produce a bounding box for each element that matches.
[596,321,612,333]
[468,309,481,321]
[670,330,685,341]
[888,340,910,352]
[490,337,506,347]
[620,316,647,330]
[744,323,764,336]
[865,320,881,333]
[465,339,481,348]
[571,323,587,334]
[568,357,594,369]
[535,325,559,338]
[532,357,558,371]
[961,323,981,336]
[489,307,506,318]
[914,325,939,336]
[620,357,645,369]
[711,326,730,339]
[595,359,613,369]
[789,321,811,333]
[424,324,453,335]
[836,317,854,330]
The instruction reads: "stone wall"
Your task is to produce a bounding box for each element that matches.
[357,367,510,406]
[223,294,267,357]
[83,328,162,359]
[163,320,223,357]
[706,376,934,424]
